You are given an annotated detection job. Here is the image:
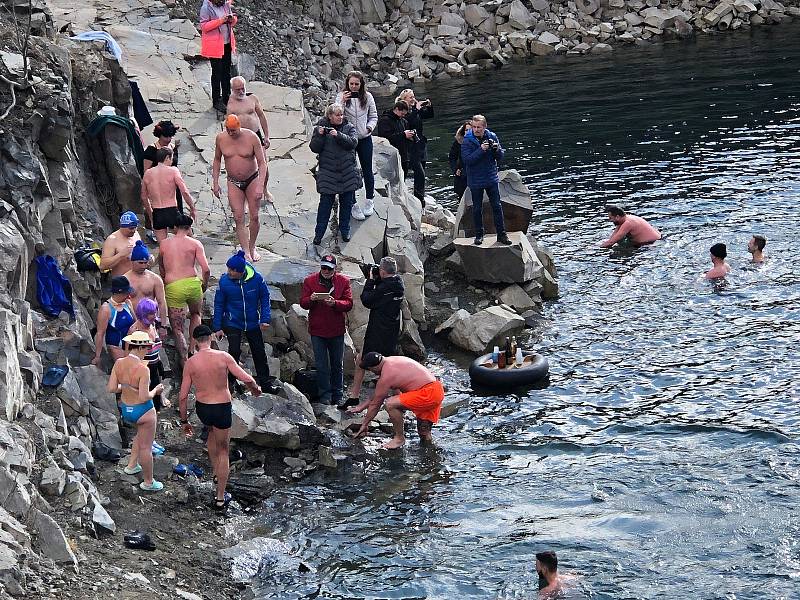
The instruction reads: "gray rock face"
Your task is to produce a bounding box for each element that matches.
[508,0,536,29]
[455,170,533,237]
[30,508,77,568]
[448,305,526,353]
[454,232,545,284]
[231,393,318,449]
[498,284,540,311]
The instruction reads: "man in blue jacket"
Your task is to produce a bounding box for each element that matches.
[461,114,512,246]
[213,250,280,394]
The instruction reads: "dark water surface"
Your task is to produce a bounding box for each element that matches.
[245,25,800,599]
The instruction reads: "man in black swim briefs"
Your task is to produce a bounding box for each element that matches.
[179,325,261,509]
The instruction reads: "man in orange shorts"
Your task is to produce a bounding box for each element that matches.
[348,352,444,449]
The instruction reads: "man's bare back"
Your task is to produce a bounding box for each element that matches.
[159,234,207,285]
[101,230,141,277]
[377,356,436,394]
[141,164,187,209]
[183,348,234,404]
[214,129,261,180]
[602,214,661,247]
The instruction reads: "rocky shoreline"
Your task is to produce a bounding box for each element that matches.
[175,0,799,114]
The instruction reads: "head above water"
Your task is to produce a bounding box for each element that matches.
[710,242,727,260]
[536,550,558,589]
[749,234,766,252]
[605,204,627,225]
[359,352,384,372]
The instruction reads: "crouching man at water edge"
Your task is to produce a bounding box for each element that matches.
[179,325,262,509]
[348,353,444,449]
[600,204,661,248]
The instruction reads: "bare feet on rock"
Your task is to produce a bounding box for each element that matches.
[382,438,405,450]
[251,250,261,262]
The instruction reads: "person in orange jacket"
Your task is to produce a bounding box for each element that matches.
[199,0,238,111]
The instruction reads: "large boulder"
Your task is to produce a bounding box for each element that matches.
[508,0,536,29]
[30,508,77,568]
[230,393,317,449]
[448,306,525,353]
[454,232,545,284]
[73,365,122,450]
[454,170,532,237]
[257,253,318,307]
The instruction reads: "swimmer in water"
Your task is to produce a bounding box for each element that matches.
[536,550,562,596]
[705,242,731,279]
[600,204,661,248]
[748,234,766,263]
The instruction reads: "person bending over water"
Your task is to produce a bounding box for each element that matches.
[107,331,164,492]
[600,204,661,248]
[348,353,444,449]
[748,234,766,263]
[705,242,731,279]
[179,325,262,509]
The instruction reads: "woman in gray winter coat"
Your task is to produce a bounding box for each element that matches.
[310,103,362,244]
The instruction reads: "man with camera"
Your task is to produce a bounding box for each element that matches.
[461,114,512,246]
[343,257,405,409]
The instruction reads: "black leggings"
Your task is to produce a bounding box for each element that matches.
[209,43,232,103]
[149,361,164,411]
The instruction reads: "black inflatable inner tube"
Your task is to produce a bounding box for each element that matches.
[469,351,549,388]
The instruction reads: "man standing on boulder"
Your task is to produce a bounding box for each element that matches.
[179,325,261,510]
[212,114,268,262]
[461,114,511,246]
[212,250,281,394]
[100,211,142,277]
[348,353,444,449]
[157,214,210,365]
[124,240,169,335]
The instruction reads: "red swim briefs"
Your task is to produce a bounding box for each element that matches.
[398,380,445,424]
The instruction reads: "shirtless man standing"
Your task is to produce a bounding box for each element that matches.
[179,325,261,509]
[100,211,142,277]
[348,352,445,449]
[600,204,662,248]
[212,114,268,262]
[705,242,731,279]
[140,147,197,242]
[227,77,274,202]
[157,214,211,365]
[123,240,169,332]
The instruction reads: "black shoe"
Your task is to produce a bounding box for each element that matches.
[498,233,512,245]
[312,237,322,246]
[262,380,283,395]
[213,100,226,112]
[341,232,351,242]
[474,235,484,245]
[336,397,359,410]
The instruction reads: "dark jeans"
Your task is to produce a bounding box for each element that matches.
[454,174,467,202]
[470,183,506,236]
[209,43,232,103]
[315,191,355,240]
[311,335,345,403]
[356,136,375,199]
[224,326,272,389]
[406,145,426,201]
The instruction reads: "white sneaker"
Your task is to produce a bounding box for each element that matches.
[351,203,366,221]
[362,198,375,216]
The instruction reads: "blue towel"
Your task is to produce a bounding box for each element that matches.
[70,31,123,61]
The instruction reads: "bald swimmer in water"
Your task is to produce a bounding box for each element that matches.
[348,353,444,449]
[600,204,661,248]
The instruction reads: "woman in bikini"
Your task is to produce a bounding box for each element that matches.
[107,331,165,492]
[92,275,137,366]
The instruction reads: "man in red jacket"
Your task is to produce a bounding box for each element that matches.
[299,255,353,405]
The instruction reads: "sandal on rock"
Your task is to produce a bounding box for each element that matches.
[123,464,142,475]
[214,492,231,511]
[139,480,164,492]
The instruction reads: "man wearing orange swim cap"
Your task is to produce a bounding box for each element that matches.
[212,114,267,262]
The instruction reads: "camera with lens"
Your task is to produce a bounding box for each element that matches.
[324,127,336,134]
[360,263,381,280]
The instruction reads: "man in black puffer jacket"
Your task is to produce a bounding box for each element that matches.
[343,257,405,409]
[375,100,413,172]
[310,103,362,244]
